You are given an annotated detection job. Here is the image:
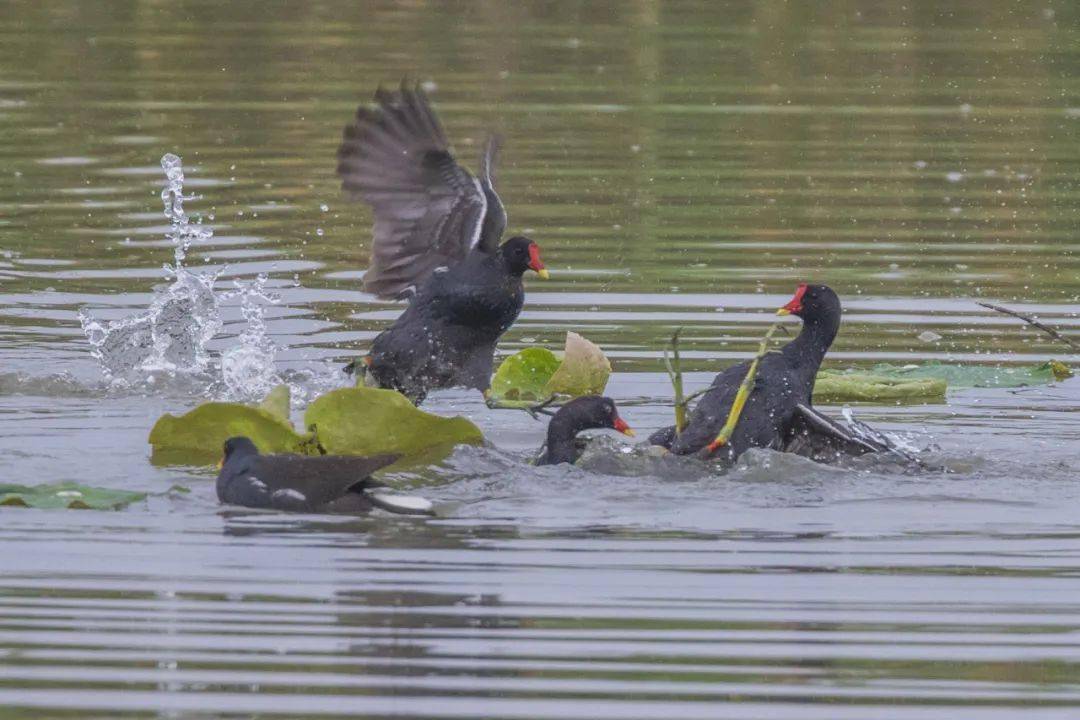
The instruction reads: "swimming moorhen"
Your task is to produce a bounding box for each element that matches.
[216,437,433,515]
[336,81,548,404]
[536,396,635,466]
[649,284,845,462]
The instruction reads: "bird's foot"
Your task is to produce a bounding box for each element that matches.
[483,391,560,420]
[343,355,373,378]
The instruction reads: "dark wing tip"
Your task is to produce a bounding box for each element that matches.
[335,79,485,294]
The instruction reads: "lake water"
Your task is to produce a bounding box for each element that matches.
[2,1,1080,717]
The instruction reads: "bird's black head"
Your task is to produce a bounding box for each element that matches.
[221,436,260,465]
[551,396,634,438]
[499,236,549,279]
[777,284,841,324]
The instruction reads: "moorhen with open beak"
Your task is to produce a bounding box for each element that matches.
[536,396,635,466]
[650,284,851,462]
[216,437,433,515]
[336,81,548,404]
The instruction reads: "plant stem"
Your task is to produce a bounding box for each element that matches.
[705,321,783,454]
[663,328,687,433]
[977,301,1080,353]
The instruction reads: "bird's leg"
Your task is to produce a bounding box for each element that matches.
[527,395,560,418]
[483,390,560,420]
[344,355,374,381]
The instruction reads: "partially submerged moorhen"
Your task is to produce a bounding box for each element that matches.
[651,284,858,462]
[536,396,635,466]
[216,437,433,515]
[336,82,548,404]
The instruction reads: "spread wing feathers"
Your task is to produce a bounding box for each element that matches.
[252,454,399,507]
[784,403,938,469]
[337,81,489,300]
[784,404,886,460]
[477,134,507,252]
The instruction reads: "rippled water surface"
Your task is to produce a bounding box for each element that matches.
[3,1,1080,717]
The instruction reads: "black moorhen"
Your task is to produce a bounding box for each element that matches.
[216,437,433,515]
[336,81,548,404]
[649,284,844,462]
[536,396,635,466]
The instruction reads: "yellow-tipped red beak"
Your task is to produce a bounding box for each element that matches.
[613,416,635,437]
[216,458,224,470]
[777,283,807,316]
[528,243,549,279]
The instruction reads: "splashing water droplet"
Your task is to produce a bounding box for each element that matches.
[79,152,325,400]
[80,153,222,382]
[219,273,282,401]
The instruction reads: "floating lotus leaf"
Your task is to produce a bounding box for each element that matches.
[149,402,311,466]
[544,331,612,397]
[257,384,292,424]
[490,347,561,402]
[0,483,149,510]
[867,361,1073,388]
[813,371,947,403]
[490,332,611,402]
[304,386,483,461]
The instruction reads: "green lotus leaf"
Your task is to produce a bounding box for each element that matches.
[867,361,1073,388]
[490,332,612,402]
[813,371,947,403]
[304,386,483,462]
[544,331,612,397]
[257,384,292,424]
[0,483,148,510]
[490,347,561,402]
[149,402,311,466]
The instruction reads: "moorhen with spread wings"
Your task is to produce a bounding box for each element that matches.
[336,82,547,404]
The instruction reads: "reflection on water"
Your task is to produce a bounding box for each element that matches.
[2,1,1080,718]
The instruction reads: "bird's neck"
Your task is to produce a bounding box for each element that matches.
[782,312,840,380]
[544,416,582,465]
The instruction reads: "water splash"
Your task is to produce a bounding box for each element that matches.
[219,273,282,401]
[80,154,222,382]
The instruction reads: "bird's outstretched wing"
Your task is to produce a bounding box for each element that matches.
[337,82,500,300]
[788,403,940,469]
[783,403,887,461]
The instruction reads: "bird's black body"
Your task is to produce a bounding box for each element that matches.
[651,284,842,462]
[363,238,533,403]
[216,437,399,514]
[336,82,546,404]
[536,396,633,466]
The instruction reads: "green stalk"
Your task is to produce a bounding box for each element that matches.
[663,328,687,433]
[705,321,783,454]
